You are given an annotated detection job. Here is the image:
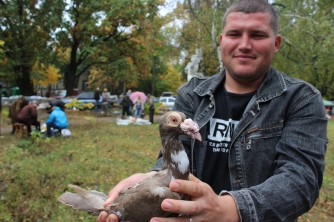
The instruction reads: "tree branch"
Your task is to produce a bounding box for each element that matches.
[187,0,214,43]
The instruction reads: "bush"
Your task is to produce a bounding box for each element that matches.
[65,99,94,111]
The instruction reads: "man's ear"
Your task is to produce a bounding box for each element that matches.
[274,34,282,53]
[219,33,223,42]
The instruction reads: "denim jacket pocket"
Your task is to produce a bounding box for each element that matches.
[240,122,283,187]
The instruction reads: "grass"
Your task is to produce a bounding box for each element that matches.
[0,111,161,221]
[0,112,333,221]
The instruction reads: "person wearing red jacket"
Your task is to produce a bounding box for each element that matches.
[17,101,40,134]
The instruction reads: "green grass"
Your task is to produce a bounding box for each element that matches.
[0,115,333,221]
[0,116,161,221]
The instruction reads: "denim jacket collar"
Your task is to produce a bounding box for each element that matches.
[193,67,287,104]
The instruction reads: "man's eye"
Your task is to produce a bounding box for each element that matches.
[252,34,267,39]
[228,33,239,36]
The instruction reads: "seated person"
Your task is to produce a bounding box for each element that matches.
[49,99,65,112]
[8,96,29,134]
[17,100,40,134]
[45,106,68,137]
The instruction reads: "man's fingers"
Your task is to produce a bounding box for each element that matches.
[97,211,108,222]
[169,179,204,198]
[97,211,120,222]
[103,184,126,207]
[150,215,192,222]
[160,199,199,216]
[189,173,201,182]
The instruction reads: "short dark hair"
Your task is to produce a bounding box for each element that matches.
[222,0,278,35]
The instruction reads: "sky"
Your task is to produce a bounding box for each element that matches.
[159,0,180,16]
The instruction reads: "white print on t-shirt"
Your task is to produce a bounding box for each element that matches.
[208,118,239,141]
[209,142,229,152]
[207,118,239,152]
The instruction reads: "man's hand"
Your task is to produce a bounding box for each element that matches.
[150,174,240,222]
[97,171,157,222]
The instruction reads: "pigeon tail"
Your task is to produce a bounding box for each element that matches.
[57,184,108,216]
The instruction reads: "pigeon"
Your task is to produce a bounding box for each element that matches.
[58,111,202,221]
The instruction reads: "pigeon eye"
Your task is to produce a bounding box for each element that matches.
[171,116,178,123]
[166,113,181,126]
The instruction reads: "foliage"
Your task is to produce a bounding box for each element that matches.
[31,62,62,87]
[0,106,11,125]
[272,0,334,99]
[53,0,164,96]
[0,0,66,95]
[155,65,184,95]
[155,102,169,113]
[166,0,227,76]
[85,102,95,110]
[64,99,86,110]
[0,40,5,60]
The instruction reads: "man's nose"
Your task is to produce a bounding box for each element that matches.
[238,35,252,51]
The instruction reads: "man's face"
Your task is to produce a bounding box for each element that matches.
[220,12,281,84]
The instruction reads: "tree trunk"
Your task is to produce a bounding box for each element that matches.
[14,66,34,96]
[64,69,77,97]
[151,56,157,96]
[65,38,80,97]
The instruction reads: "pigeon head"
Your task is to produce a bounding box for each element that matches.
[159,111,202,142]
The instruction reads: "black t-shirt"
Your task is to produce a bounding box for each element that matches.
[202,85,256,194]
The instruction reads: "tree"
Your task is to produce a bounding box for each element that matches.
[163,0,228,77]
[155,65,183,95]
[272,0,334,98]
[31,62,61,87]
[0,0,65,95]
[53,0,164,96]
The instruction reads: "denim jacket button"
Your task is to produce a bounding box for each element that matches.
[209,102,214,108]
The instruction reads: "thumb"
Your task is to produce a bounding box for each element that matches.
[189,173,201,183]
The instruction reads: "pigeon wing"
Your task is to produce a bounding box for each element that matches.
[57,184,108,215]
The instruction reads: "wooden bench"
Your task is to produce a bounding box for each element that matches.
[13,123,29,139]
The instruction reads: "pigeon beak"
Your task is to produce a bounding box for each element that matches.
[180,119,202,141]
[190,131,202,141]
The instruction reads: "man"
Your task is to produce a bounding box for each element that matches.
[49,99,65,112]
[0,82,2,112]
[126,89,132,97]
[45,106,68,137]
[102,88,111,102]
[120,94,133,119]
[8,96,29,134]
[147,94,155,124]
[17,101,40,133]
[126,89,132,114]
[94,87,101,112]
[98,0,327,221]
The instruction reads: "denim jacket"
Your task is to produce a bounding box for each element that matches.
[151,67,328,221]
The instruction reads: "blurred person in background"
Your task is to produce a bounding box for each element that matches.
[45,106,68,137]
[120,95,133,119]
[17,100,40,134]
[8,96,29,134]
[147,94,155,124]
